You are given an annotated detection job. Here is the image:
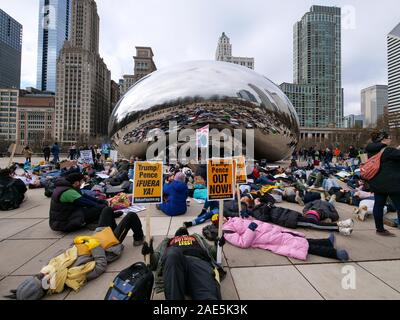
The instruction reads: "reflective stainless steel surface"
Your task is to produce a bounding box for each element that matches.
[109,60,300,161]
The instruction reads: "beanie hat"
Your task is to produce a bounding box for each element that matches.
[174,172,186,183]
[16,276,46,300]
[174,227,189,237]
[66,173,85,184]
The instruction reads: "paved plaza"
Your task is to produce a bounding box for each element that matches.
[0,157,400,300]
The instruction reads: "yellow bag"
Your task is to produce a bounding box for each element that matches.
[75,227,120,256]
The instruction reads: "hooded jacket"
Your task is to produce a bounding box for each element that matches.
[223,217,309,261]
[160,180,188,216]
[303,200,339,222]
[250,204,301,229]
[365,142,400,194]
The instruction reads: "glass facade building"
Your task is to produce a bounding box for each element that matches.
[36,0,71,92]
[281,6,343,128]
[388,23,400,128]
[0,9,22,89]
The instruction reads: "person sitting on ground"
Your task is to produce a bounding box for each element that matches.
[7,211,144,300]
[0,168,28,210]
[142,226,225,300]
[157,172,188,217]
[49,173,117,232]
[223,217,349,262]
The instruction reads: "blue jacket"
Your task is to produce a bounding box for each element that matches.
[160,180,188,216]
[51,144,60,155]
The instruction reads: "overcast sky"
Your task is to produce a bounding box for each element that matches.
[1,0,399,116]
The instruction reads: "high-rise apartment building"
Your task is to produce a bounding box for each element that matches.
[119,46,157,96]
[281,6,343,128]
[55,0,111,144]
[388,23,400,128]
[215,32,254,70]
[0,88,19,141]
[0,9,22,89]
[36,0,71,92]
[361,85,388,128]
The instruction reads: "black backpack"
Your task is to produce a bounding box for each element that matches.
[44,179,57,198]
[0,181,21,211]
[104,262,154,300]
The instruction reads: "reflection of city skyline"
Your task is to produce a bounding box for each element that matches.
[109,61,299,161]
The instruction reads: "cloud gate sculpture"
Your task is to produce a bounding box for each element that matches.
[109,60,300,162]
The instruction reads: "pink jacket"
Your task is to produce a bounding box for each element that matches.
[223,217,309,261]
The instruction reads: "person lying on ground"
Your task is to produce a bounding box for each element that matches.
[247,197,354,235]
[223,217,349,261]
[142,227,225,300]
[7,211,144,300]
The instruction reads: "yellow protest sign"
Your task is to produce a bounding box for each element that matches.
[234,156,247,184]
[133,161,163,204]
[207,158,235,200]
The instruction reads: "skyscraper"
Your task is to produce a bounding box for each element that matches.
[281,6,343,128]
[215,32,254,70]
[119,46,157,96]
[55,0,111,144]
[0,9,22,89]
[388,23,400,128]
[36,0,71,92]
[361,85,388,128]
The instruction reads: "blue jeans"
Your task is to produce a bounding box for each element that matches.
[373,193,400,232]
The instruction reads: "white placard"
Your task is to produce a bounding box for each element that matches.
[110,150,118,162]
[79,150,94,164]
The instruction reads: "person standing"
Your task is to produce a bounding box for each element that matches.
[366,131,400,236]
[43,145,51,162]
[23,146,33,163]
[69,145,77,160]
[51,142,60,163]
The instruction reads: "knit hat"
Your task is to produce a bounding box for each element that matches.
[174,172,186,183]
[15,276,46,300]
[174,227,189,237]
[66,173,85,184]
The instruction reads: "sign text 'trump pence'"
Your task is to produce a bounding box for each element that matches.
[133,161,163,204]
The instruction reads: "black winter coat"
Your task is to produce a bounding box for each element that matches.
[365,142,400,195]
[250,204,301,229]
[303,200,339,222]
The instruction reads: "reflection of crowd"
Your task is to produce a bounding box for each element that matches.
[119,100,299,147]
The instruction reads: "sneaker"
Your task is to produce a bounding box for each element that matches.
[337,219,354,229]
[183,221,193,228]
[329,194,336,206]
[133,239,144,247]
[328,233,336,247]
[376,230,396,237]
[295,191,304,206]
[339,227,353,236]
[337,249,349,261]
[357,206,368,222]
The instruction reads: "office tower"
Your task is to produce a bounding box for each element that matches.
[388,23,400,128]
[281,6,343,128]
[36,0,71,92]
[120,46,157,96]
[55,0,111,144]
[361,85,388,128]
[0,9,22,89]
[215,32,254,70]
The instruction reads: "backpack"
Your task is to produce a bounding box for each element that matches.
[44,179,57,198]
[360,148,386,181]
[104,262,154,300]
[0,181,21,211]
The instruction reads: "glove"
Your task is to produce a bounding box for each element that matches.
[84,238,100,250]
[74,236,92,245]
[240,210,249,218]
[215,235,226,247]
[142,238,154,256]
[248,222,258,231]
